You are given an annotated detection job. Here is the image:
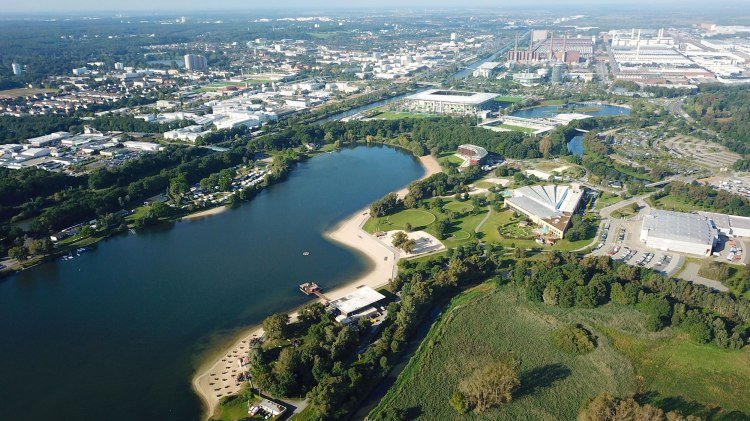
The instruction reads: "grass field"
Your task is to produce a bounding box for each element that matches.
[0,87,57,98]
[498,124,537,134]
[495,95,523,103]
[372,282,750,419]
[363,209,436,232]
[435,151,464,169]
[603,328,750,418]
[648,194,709,213]
[373,111,438,120]
[595,192,624,210]
[540,99,565,106]
[443,201,474,213]
[371,283,637,420]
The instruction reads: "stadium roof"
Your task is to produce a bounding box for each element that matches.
[642,210,717,246]
[406,89,498,104]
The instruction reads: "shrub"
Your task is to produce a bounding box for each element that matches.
[550,325,596,355]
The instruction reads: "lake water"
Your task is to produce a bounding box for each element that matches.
[0,145,424,421]
[510,103,631,119]
[568,135,584,157]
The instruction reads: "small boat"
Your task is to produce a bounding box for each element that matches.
[302,251,310,256]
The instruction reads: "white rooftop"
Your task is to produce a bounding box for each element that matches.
[508,184,584,216]
[406,89,498,105]
[641,210,717,246]
[330,286,385,316]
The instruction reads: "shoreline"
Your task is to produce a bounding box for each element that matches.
[182,205,230,221]
[191,154,441,419]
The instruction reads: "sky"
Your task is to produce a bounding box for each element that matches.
[0,0,745,13]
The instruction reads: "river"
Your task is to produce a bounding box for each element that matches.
[0,145,424,421]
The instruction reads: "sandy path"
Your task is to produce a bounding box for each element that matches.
[191,154,442,419]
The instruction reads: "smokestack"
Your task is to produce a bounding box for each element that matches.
[550,31,554,61]
[563,33,568,62]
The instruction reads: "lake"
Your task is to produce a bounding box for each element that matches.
[0,145,424,421]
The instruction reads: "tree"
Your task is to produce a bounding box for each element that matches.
[579,393,696,421]
[262,313,290,341]
[458,360,520,413]
[8,245,29,262]
[392,231,408,249]
[449,391,470,414]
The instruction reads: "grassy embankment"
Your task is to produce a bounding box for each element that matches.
[371,282,750,420]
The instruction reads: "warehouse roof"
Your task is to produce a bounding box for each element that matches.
[641,210,717,245]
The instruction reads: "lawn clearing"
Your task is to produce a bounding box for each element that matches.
[499,123,537,133]
[0,87,57,98]
[371,283,636,420]
[603,327,750,417]
[363,209,436,232]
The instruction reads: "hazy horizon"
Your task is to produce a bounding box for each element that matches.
[0,0,746,14]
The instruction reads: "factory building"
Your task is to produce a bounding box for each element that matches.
[507,31,593,64]
[472,62,502,78]
[639,210,718,257]
[505,184,585,239]
[403,89,498,115]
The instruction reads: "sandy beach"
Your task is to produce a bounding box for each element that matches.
[182,205,230,221]
[191,154,441,419]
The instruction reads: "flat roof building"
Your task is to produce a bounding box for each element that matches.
[403,89,498,115]
[505,184,585,239]
[640,210,718,257]
[329,286,385,317]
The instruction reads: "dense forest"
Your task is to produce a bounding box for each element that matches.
[685,84,750,156]
[654,181,750,217]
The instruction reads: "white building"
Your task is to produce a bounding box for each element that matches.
[505,184,585,239]
[163,125,211,143]
[640,210,718,256]
[700,212,750,239]
[12,63,23,76]
[123,141,164,152]
[72,67,89,76]
[403,89,498,115]
[330,286,385,318]
[27,132,71,147]
[473,62,501,78]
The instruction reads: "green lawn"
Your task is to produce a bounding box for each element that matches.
[603,328,750,417]
[363,209,436,232]
[363,199,488,249]
[595,192,624,210]
[495,95,523,103]
[648,194,709,213]
[476,209,595,252]
[498,124,537,134]
[436,151,464,168]
[443,201,474,213]
[214,391,266,421]
[371,283,637,420]
[373,111,438,120]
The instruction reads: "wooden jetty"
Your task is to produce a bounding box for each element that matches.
[299,282,329,302]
